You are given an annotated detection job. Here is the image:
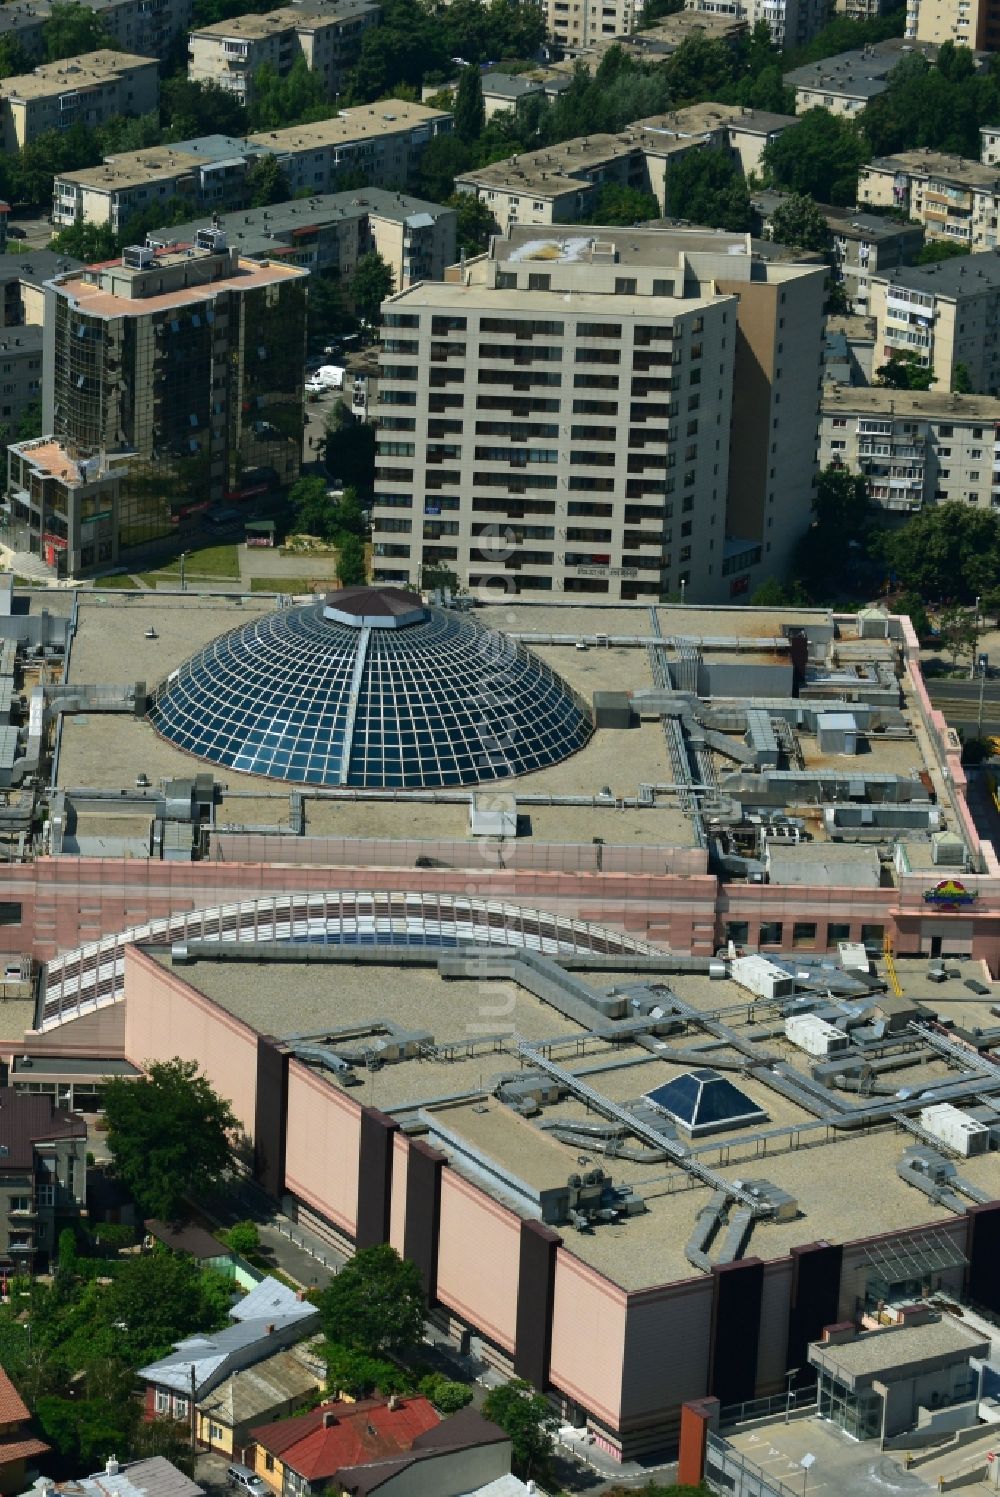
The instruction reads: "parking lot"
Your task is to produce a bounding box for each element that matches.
[728,1417,936,1497]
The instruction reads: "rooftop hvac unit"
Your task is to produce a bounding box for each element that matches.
[816,711,859,755]
[196,226,227,253]
[784,1012,850,1058]
[920,1102,989,1158]
[931,830,965,866]
[123,244,155,270]
[730,954,795,1001]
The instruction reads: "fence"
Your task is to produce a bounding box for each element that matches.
[706,1431,804,1497]
[719,1390,817,1431]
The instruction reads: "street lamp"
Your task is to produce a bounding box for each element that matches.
[784,1367,800,1423]
[971,594,981,680]
[180,551,188,593]
[978,651,990,742]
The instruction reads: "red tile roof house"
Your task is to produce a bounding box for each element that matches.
[0,1366,48,1495]
[250,1399,512,1497]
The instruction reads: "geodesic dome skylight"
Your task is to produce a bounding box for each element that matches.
[148,587,593,789]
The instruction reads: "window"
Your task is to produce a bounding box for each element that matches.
[174,1397,188,1419]
[827,922,851,944]
[9,1195,31,1213]
[265,1456,275,1472]
[210,1423,224,1442]
[793,922,817,948]
[36,1183,54,1207]
[527,273,550,291]
[861,923,884,950]
[759,921,783,946]
[614,277,637,295]
[155,1390,170,1415]
[725,922,749,945]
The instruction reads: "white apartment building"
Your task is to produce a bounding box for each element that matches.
[187,0,377,107]
[0,51,158,152]
[686,0,827,48]
[454,105,797,234]
[371,225,825,605]
[541,0,637,50]
[906,0,999,48]
[820,383,1000,511]
[859,150,1000,251]
[247,101,452,195]
[869,253,1000,394]
[983,126,1000,165]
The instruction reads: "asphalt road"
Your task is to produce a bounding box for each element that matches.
[925,677,1000,736]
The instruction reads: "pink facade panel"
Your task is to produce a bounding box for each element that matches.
[436,1172,520,1353]
[284,1060,361,1235]
[549,1250,627,1427]
[123,947,259,1136]
[389,1131,409,1255]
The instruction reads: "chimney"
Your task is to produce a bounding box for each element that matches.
[266,1323,275,1335]
[105,1460,120,1477]
[387,1395,399,1411]
[322,1411,338,1429]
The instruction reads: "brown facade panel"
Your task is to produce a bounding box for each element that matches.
[254,1035,288,1199]
[709,1259,764,1407]
[403,1138,445,1300]
[514,1219,562,1388]
[786,1241,843,1384]
[356,1107,399,1250]
[967,1203,1000,1314]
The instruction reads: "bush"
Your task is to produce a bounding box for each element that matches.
[417,1372,474,1412]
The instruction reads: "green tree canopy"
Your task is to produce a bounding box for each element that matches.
[0,35,29,80]
[885,502,1000,602]
[666,146,750,230]
[290,475,336,538]
[50,221,117,262]
[454,66,486,142]
[335,532,366,585]
[350,251,394,321]
[481,1380,557,1480]
[325,407,375,497]
[43,3,112,61]
[318,1244,425,1355]
[588,181,660,224]
[814,464,870,534]
[102,1057,239,1221]
[768,193,831,252]
[762,108,867,206]
[917,238,971,265]
[324,1343,412,1398]
[449,191,499,256]
[875,351,935,390]
[160,77,248,142]
[246,154,291,207]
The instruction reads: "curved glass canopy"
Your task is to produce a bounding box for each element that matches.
[148,587,593,788]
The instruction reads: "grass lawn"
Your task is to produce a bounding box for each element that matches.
[143,544,241,582]
[92,573,142,589]
[250,576,323,593]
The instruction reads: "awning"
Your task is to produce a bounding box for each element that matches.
[862,1227,967,1285]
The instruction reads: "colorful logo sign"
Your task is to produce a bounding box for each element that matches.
[923,878,979,910]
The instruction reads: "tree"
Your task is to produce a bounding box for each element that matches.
[875,351,935,391]
[884,502,1000,602]
[160,77,248,143]
[418,1373,473,1413]
[481,1380,557,1481]
[417,133,475,202]
[448,191,499,257]
[420,561,462,593]
[897,590,931,640]
[222,1220,260,1257]
[102,1057,239,1222]
[349,252,394,322]
[762,108,867,206]
[750,578,810,606]
[16,401,43,443]
[918,239,970,265]
[50,221,117,262]
[952,362,973,394]
[814,464,870,535]
[937,603,978,668]
[588,182,660,225]
[768,193,831,253]
[246,154,290,208]
[43,3,112,60]
[335,533,366,585]
[665,147,750,231]
[454,66,486,143]
[0,35,29,80]
[318,1244,425,1355]
[325,406,375,496]
[101,1251,231,1366]
[290,475,336,538]
[324,1344,412,1398]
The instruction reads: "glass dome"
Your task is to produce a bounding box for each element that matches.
[148,587,593,788]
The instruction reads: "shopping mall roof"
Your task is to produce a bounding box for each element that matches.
[112,943,1000,1292]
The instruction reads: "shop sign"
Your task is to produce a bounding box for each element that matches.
[922,878,979,910]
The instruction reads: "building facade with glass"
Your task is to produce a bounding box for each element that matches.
[7,231,307,574]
